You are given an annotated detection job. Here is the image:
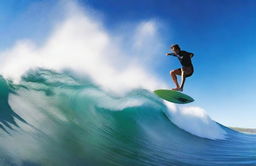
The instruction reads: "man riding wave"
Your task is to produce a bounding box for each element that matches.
[166,44,194,91]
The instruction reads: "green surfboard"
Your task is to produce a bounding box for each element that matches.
[154,89,194,104]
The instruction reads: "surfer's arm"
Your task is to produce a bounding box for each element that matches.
[184,51,194,58]
[166,53,175,56]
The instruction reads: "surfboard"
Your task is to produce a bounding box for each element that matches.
[154,89,194,104]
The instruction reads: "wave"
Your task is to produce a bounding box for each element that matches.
[1,68,226,139]
[0,68,256,166]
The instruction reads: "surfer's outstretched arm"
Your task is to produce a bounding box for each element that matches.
[166,53,175,56]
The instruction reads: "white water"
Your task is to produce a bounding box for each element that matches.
[164,101,227,140]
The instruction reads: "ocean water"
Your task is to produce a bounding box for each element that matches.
[0,68,256,166]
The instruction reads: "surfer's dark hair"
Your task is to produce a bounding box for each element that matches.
[171,44,180,50]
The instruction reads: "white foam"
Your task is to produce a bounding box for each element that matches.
[164,101,227,140]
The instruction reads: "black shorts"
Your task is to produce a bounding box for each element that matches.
[179,66,194,77]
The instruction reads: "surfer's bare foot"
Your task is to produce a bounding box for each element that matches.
[171,87,179,91]
[172,87,183,92]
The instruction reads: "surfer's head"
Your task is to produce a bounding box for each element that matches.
[171,44,180,54]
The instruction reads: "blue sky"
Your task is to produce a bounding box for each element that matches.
[0,0,256,128]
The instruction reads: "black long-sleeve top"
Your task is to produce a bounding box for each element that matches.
[169,50,194,67]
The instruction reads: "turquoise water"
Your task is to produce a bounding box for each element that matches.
[0,69,256,166]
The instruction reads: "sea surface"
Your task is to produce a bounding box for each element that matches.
[0,69,256,166]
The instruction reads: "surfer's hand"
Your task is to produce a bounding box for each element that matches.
[166,53,174,56]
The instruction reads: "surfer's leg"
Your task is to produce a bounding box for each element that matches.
[170,68,181,89]
[180,67,193,91]
[180,69,186,91]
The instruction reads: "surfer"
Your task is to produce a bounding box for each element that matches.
[166,44,194,91]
